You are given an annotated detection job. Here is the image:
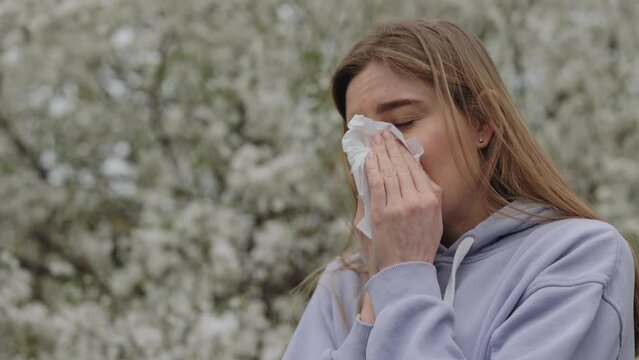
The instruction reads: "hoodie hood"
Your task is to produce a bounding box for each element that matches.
[437,199,559,259]
[440,199,558,306]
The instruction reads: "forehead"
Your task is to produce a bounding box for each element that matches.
[345,62,432,119]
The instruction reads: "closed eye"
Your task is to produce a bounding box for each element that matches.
[396,120,416,129]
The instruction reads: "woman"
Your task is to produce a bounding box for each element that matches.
[282,19,637,359]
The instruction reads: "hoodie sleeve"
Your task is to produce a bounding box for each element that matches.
[363,230,635,359]
[282,273,374,360]
[488,228,635,360]
[488,282,623,359]
[364,261,468,359]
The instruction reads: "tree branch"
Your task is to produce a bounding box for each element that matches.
[148,33,180,171]
[0,113,49,181]
[29,225,112,296]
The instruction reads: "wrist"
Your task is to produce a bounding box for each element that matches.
[360,292,376,325]
[375,256,435,273]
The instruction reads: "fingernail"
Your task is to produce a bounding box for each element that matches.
[383,130,392,140]
[374,134,383,145]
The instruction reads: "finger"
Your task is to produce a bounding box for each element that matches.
[372,133,400,206]
[397,142,433,193]
[364,149,387,209]
[382,131,417,198]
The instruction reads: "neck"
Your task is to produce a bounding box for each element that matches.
[441,196,491,248]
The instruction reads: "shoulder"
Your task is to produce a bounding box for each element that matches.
[308,253,365,333]
[317,252,366,293]
[521,218,634,289]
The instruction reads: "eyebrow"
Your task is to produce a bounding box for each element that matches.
[376,98,425,114]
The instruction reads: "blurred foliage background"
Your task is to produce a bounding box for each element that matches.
[0,0,637,359]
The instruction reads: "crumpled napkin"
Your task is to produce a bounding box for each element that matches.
[341,114,425,239]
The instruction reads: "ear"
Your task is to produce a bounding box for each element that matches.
[468,109,494,151]
[470,89,498,149]
[467,114,493,150]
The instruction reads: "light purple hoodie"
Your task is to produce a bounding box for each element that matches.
[282,200,635,359]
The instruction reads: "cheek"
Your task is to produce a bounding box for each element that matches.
[417,142,455,184]
[410,123,451,180]
[418,156,430,173]
[418,152,446,184]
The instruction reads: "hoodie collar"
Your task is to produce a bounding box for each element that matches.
[436,199,558,259]
[439,199,558,306]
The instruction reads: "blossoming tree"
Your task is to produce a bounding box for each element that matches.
[0,0,636,359]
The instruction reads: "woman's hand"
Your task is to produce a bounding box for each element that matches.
[365,130,443,272]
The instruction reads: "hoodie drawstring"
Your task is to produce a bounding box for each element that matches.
[443,236,475,306]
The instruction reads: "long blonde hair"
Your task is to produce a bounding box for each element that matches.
[301,19,639,354]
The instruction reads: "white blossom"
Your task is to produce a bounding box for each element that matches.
[0,0,636,359]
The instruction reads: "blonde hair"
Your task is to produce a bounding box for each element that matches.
[299,19,639,354]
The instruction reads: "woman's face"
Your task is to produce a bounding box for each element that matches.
[344,62,488,244]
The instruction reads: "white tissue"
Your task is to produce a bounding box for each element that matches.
[341,114,424,239]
